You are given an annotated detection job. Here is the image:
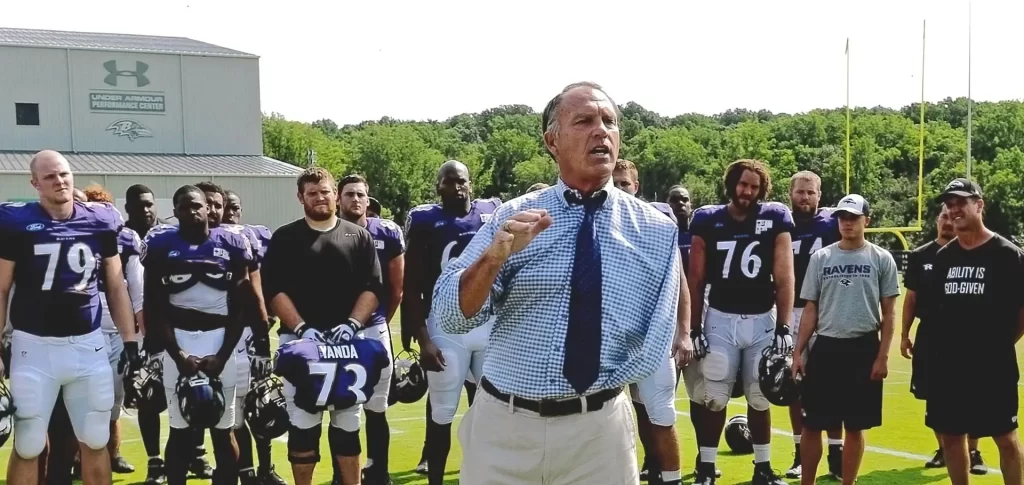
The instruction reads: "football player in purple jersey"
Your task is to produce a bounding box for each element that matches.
[0,150,140,485]
[612,159,689,485]
[143,184,256,485]
[688,159,795,485]
[402,160,500,485]
[785,171,844,480]
[338,174,405,485]
[222,189,287,485]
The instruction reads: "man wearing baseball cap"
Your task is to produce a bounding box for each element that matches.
[923,178,1024,485]
[792,194,901,485]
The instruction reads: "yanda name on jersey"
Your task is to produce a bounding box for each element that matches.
[273,337,390,413]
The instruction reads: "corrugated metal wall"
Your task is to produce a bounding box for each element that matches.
[0,173,303,231]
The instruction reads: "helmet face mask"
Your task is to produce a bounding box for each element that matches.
[245,376,288,440]
[388,350,428,406]
[758,346,800,407]
[0,382,14,449]
[176,372,226,429]
[126,352,167,414]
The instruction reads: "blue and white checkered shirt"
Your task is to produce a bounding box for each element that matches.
[431,178,682,400]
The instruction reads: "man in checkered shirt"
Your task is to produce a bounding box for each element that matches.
[432,82,685,485]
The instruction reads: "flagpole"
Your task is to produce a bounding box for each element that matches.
[918,20,926,226]
[966,2,973,180]
[846,37,851,194]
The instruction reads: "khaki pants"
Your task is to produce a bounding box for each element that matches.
[458,388,639,485]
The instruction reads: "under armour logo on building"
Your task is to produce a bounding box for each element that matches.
[103,60,150,87]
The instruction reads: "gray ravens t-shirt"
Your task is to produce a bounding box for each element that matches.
[800,241,901,338]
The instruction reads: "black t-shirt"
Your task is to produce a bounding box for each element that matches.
[926,234,1024,376]
[261,218,383,332]
[904,240,943,326]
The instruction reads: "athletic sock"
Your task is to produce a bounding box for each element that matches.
[699,447,718,464]
[753,444,771,464]
[828,438,843,446]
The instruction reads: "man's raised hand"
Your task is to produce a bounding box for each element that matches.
[488,209,553,260]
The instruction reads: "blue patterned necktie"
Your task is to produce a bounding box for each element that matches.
[562,189,607,395]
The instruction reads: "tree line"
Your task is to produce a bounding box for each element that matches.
[262,97,1024,249]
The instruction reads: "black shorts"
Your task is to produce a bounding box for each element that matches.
[801,334,883,432]
[910,327,931,400]
[926,368,1019,439]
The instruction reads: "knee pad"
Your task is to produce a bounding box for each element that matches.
[746,382,770,411]
[13,417,48,459]
[646,399,676,427]
[81,410,112,450]
[287,425,321,462]
[701,350,732,382]
[328,426,361,457]
[328,406,361,433]
[703,381,731,412]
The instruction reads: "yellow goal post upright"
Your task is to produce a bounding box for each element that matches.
[846,22,927,252]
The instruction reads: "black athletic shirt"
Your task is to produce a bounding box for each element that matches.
[903,240,943,326]
[926,234,1024,377]
[261,218,383,333]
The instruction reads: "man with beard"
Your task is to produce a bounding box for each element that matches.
[221,189,287,485]
[143,184,252,485]
[260,167,385,485]
[611,160,690,485]
[122,184,175,485]
[902,205,986,473]
[402,160,500,485]
[688,159,794,485]
[337,174,403,485]
[924,179,1024,485]
[785,171,843,480]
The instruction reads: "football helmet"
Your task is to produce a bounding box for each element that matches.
[176,372,226,429]
[758,345,800,406]
[388,350,428,405]
[125,352,167,413]
[244,376,288,440]
[0,381,15,448]
[724,414,753,454]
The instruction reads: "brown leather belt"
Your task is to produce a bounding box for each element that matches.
[480,376,622,418]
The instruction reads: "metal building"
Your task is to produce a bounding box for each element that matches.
[0,27,303,230]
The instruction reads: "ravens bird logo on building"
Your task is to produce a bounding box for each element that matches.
[106,119,153,141]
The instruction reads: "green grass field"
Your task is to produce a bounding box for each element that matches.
[0,290,1020,484]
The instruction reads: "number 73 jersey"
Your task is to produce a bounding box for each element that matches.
[0,201,122,337]
[273,337,389,414]
[690,202,795,315]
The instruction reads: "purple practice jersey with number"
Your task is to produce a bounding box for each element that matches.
[405,198,501,306]
[690,202,795,315]
[141,225,253,310]
[792,207,840,308]
[365,217,405,327]
[273,337,390,413]
[0,201,122,337]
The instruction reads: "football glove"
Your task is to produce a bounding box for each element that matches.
[294,323,325,342]
[772,325,794,355]
[250,356,273,380]
[118,340,141,376]
[691,328,710,360]
[325,319,361,344]
[251,333,271,358]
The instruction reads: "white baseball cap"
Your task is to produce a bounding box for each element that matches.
[833,194,870,217]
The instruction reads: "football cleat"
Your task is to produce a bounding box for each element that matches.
[757,345,799,406]
[0,381,14,449]
[693,453,722,479]
[112,455,135,474]
[145,457,167,485]
[258,465,288,485]
[924,448,945,468]
[692,462,717,485]
[751,462,787,485]
[388,350,428,405]
[414,458,429,475]
[970,449,988,475]
[724,415,753,454]
[828,444,843,479]
[189,455,214,479]
[176,372,226,429]
[245,376,288,440]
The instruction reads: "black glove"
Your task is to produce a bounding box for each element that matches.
[691,327,710,360]
[118,340,141,376]
[1,340,10,379]
[251,333,271,358]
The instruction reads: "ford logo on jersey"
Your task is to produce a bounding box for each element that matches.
[25,223,44,231]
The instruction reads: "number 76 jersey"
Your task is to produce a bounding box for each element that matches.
[273,337,389,414]
[690,202,794,315]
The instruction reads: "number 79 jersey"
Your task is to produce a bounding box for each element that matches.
[404,198,501,304]
[273,337,390,414]
[690,202,795,315]
[0,201,122,337]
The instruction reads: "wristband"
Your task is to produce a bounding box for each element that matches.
[293,321,307,335]
[347,317,363,331]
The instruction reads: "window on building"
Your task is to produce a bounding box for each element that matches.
[15,103,39,126]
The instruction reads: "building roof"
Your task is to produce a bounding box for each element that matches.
[0,152,302,177]
[0,27,257,58]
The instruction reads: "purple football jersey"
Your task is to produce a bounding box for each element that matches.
[792,207,840,308]
[365,217,405,326]
[405,198,500,306]
[245,224,273,263]
[690,202,795,314]
[99,227,145,293]
[141,225,254,305]
[0,201,122,337]
[273,337,390,413]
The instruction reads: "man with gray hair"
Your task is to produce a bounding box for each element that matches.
[432,82,683,484]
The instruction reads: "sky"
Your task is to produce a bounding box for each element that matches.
[5,0,1023,125]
